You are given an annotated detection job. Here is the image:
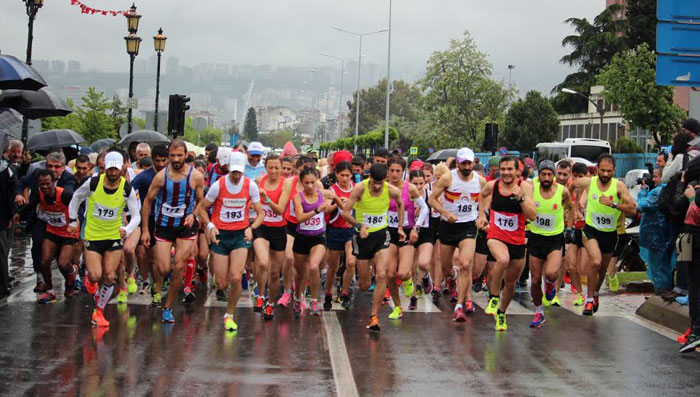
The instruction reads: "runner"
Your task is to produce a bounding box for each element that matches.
[477,156,536,331]
[409,169,435,310]
[253,153,292,319]
[140,140,205,323]
[195,151,264,332]
[429,148,486,322]
[67,151,141,328]
[114,148,141,304]
[565,162,590,306]
[568,154,637,316]
[527,160,573,328]
[342,163,404,331]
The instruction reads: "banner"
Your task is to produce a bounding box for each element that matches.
[70,0,129,16]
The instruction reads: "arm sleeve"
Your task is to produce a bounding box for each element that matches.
[122,185,141,235]
[414,196,429,227]
[205,180,220,202]
[249,180,260,203]
[68,177,93,221]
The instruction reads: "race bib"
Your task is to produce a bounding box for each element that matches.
[300,212,324,231]
[362,213,386,228]
[534,214,555,231]
[494,212,518,232]
[39,210,67,227]
[92,203,118,221]
[220,198,246,223]
[161,203,185,218]
[262,204,283,223]
[289,202,296,218]
[456,201,474,214]
[592,212,614,230]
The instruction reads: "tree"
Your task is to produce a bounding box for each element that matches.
[419,31,511,148]
[75,87,116,143]
[615,136,643,153]
[596,43,686,144]
[110,94,126,134]
[243,107,258,141]
[346,79,421,137]
[259,130,304,150]
[502,90,560,152]
[625,0,657,50]
[42,98,83,133]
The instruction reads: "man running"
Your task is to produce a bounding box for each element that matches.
[429,148,486,321]
[477,156,536,331]
[141,140,205,323]
[68,152,141,327]
[527,160,573,328]
[342,163,404,331]
[569,154,636,315]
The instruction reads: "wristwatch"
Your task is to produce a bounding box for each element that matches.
[612,202,618,209]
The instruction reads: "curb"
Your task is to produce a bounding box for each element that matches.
[635,295,690,334]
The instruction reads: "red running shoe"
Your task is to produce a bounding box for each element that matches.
[678,328,692,344]
[453,307,466,322]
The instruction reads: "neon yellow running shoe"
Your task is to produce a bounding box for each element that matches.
[608,274,620,293]
[126,276,137,295]
[542,293,552,307]
[116,289,128,304]
[388,306,403,320]
[550,295,561,307]
[495,312,507,331]
[485,297,500,315]
[573,293,585,306]
[403,278,414,297]
[152,292,162,307]
[223,314,238,331]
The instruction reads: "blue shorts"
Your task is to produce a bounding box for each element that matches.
[210,229,251,256]
[327,226,354,251]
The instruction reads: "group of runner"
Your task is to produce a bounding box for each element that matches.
[34,140,638,333]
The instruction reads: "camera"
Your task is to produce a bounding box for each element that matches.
[636,163,655,189]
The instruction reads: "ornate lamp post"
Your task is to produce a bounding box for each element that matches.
[153,28,167,132]
[124,4,142,135]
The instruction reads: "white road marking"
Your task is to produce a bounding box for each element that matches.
[203,288,253,307]
[386,293,442,313]
[322,312,359,397]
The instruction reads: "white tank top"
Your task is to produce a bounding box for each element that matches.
[442,169,480,223]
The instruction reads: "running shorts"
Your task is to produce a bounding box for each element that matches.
[353,229,391,260]
[253,224,288,252]
[527,233,564,260]
[439,221,477,247]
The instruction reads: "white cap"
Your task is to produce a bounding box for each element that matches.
[105,152,124,170]
[229,151,246,173]
[248,141,264,155]
[456,147,474,163]
[216,147,231,166]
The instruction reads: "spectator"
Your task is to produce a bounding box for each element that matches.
[657,151,668,168]
[373,147,390,164]
[662,131,698,183]
[139,156,153,170]
[204,143,218,162]
[682,117,700,139]
[678,173,700,353]
[6,140,23,169]
[245,141,266,179]
[0,153,17,296]
[322,150,352,189]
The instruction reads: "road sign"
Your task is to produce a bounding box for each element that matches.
[657,22,700,55]
[656,54,700,86]
[498,146,508,156]
[409,146,418,155]
[658,0,700,23]
[127,97,138,109]
[428,147,434,154]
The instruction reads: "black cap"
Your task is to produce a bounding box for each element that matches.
[683,118,700,136]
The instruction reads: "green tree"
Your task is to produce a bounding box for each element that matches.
[42,98,83,132]
[75,87,116,143]
[110,94,126,134]
[596,43,686,144]
[243,107,258,141]
[419,31,511,148]
[615,136,643,153]
[625,0,657,50]
[502,90,560,152]
[259,130,304,149]
[346,79,421,137]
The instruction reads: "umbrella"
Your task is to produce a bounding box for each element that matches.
[0,53,47,91]
[425,148,459,164]
[117,130,170,147]
[26,129,86,152]
[0,131,10,151]
[90,138,116,152]
[0,87,72,119]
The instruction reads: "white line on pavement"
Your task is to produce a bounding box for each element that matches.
[322,311,359,397]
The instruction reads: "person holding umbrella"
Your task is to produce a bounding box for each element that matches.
[0,149,17,296]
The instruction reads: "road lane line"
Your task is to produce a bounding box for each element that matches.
[322,312,359,397]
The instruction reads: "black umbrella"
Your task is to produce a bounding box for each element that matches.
[0,87,72,119]
[0,131,10,152]
[90,138,116,152]
[26,129,86,152]
[0,53,47,91]
[117,130,170,147]
[426,149,459,164]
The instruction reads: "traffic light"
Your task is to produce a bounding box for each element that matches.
[483,123,498,153]
[168,94,190,138]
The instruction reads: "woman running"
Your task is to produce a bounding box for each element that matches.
[431,163,449,300]
[409,169,436,310]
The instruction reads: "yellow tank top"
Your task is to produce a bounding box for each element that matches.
[354,179,390,233]
[585,176,621,232]
[85,174,126,240]
[530,181,565,236]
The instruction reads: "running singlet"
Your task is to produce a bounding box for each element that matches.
[388,182,414,228]
[39,187,77,239]
[211,177,252,231]
[487,179,526,245]
[585,176,621,233]
[529,181,564,236]
[85,174,126,241]
[354,179,390,233]
[297,189,326,236]
[328,182,353,229]
[284,176,299,224]
[442,169,480,223]
[155,166,196,228]
[260,174,287,227]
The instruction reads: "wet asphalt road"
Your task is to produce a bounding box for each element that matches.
[0,237,699,396]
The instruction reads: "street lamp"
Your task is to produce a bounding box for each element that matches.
[124,4,141,135]
[384,0,393,148]
[561,88,605,139]
[23,0,44,65]
[333,26,388,151]
[321,53,365,140]
[153,28,167,132]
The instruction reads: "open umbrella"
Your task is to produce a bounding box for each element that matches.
[425,148,459,164]
[0,87,72,119]
[0,53,47,91]
[117,130,170,147]
[26,129,86,152]
[90,138,116,152]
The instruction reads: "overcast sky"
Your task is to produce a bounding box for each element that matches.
[2,0,603,94]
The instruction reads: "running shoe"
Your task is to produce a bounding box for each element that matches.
[422,275,433,295]
[431,288,441,301]
[545,282,556,302]
[607,274,620,293]
[264,303,274,320]
[254,297,264,313]
[126,276,137,294]
[450,288,458,303]
[216,289,226,302]
[446,276,456,295]
[416,283,424,297]
[310,300,321,316]
[138,281,150,295]
[453,307,466,322]
[162,308,175,323]
[182,288,196,304]
[573,293,585,306]
[582,302,595,316]
[593,296,600,313]
[116,289,128,304]
[152,292,162,307]
[294,299,302,318]
[37,292,56,304]
[91,309,110,328]
[564,272,571,285]
[64,279,76,299]
[409,296,418,311]
[529,313,546,328]
[383,288,391,303]
[223,314,237,331]
[680,333,700,353]
[403,278,414,297]
[241,273,248,291]
[485,297,500,316]
[542,294,552,307]
[87,280,99,295]
[571,284,578,294]
[341,294,351,309]
[472,278,483,293]
[495,312,507,331]
[464,299,475,314]
[551,295,561,307]
[33,281,46,293]
[388,306,403,320]
[366,315,380,331]
[277,292,292,307]
[678,328,692,344]
[369,278,376,292]
[676,295,689,305]
[324,294,333,311]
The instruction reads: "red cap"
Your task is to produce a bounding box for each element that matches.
[410,160,424,171]
[333,150,353,165]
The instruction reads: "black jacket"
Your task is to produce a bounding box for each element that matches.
[0,160,17,231]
